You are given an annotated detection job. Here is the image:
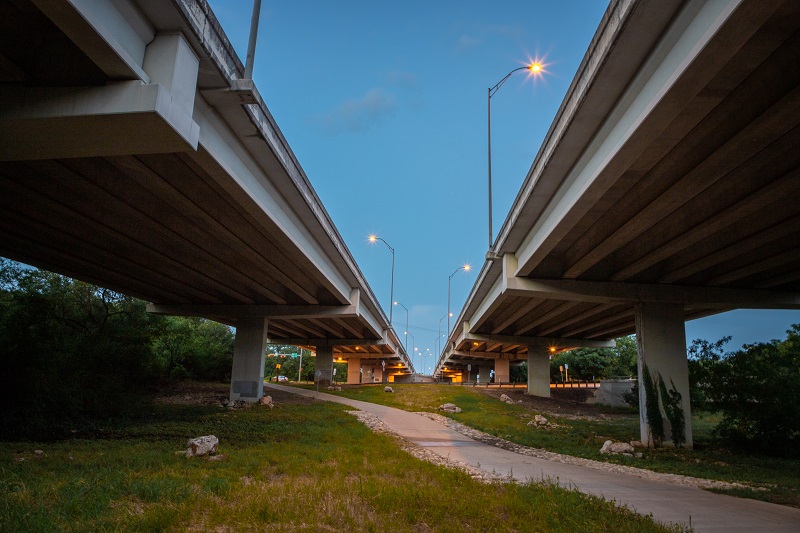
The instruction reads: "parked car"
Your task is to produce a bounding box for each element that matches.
[270,375,288,382]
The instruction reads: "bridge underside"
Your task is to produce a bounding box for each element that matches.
[0,0,413,396]
[440,0,800,447]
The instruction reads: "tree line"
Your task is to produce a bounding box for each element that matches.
[0,259,234,438]
[2,259,797,454]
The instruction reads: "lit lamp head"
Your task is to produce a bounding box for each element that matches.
[528,62,543,73]
[368,235,377,243]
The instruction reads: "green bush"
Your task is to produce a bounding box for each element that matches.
[0,260,159,437]
[0,259,235,439]
[701,326,800,456]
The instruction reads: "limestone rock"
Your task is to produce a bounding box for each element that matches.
[499,393,514,404]
[438,403,462,413]
[33,450,44,456]
[186,435,219,458]
[326,385,342,391]
[629,440,644,448]
[600,440,635,455]
[227,400,253,410]
[384,386,394,393]
[259,395,274,408]
[527,414,549,428]
[208,453,227,462]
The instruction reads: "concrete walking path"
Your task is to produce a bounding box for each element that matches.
[266,384,800,532]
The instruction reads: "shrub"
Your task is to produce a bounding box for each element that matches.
[702,326,800,456]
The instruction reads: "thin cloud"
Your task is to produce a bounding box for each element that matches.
[313,88,397,135]
[455,34,482,52]
[386,70,418,88]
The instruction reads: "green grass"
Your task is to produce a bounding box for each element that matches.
[0,393,685,532]
[321,383,800,507]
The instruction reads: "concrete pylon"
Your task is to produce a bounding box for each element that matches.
[478,365,491,383]
[316,346,333,386]
[635,303,693,449]
[526,347,551,397]
[347,358,361,384]
[229,317,268,402]
[494,358,510,383]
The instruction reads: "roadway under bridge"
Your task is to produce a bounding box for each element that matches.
[0,0,413,398]
[437,0,800,448]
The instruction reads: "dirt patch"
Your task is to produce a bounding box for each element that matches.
[152,381,313,407]
[474,387,633,420]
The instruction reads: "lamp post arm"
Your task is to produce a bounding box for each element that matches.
[489,66,530,97]
[373,237,395,322]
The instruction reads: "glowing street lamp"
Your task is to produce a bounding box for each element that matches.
[487,61,544,259]
[368,234,394,322]
[447,264,471,336]
[394,301,409,351]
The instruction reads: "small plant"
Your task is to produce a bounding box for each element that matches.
[657,375,685,448]
[641,362,664,446]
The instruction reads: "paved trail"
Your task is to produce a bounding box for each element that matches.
[266,384,800,532]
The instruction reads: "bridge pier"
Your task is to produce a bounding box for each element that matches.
[477,365,492,383]
[635,303,693,449]
[230,318,269,403]
[347,358,361,384]
[526,347,550,397]
[494,358,510,383]
[315,346,334,386]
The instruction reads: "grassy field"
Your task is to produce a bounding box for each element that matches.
[321,383,800,507]
[0,387,685,532]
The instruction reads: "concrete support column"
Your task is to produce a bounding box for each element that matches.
[635,303,692,449]
[230,318,268,403]
[478,365,491,383]
[526,347,551,397]
[315,346,333,386]
[347,358,361,384]
[494,358,510,383]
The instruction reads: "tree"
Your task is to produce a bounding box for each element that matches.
[701,326,800,456]
[686,336,730,411]
[0,259,158,437]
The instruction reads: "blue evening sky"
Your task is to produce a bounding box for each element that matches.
[208,1,799,372]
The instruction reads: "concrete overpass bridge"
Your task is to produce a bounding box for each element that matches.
[437,0,800,448]
[0,0,412,399]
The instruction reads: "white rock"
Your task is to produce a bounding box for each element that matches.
[609,442,635,454]
[259,395,274,408]
[630,440,644,448]
[384,386,394,393]
[33,450,44,456]
[439,403,462,413]
[600,440,635,454]
[186,435,219,458]
[499,393,513,404]
[534,414,548,426]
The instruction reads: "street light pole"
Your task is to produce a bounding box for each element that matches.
[487,62,543,258]
[437,313,449,356]
[406,331,415,370]
[369,235,395,322]
[394,301,409,351]
[447,264,471,336]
